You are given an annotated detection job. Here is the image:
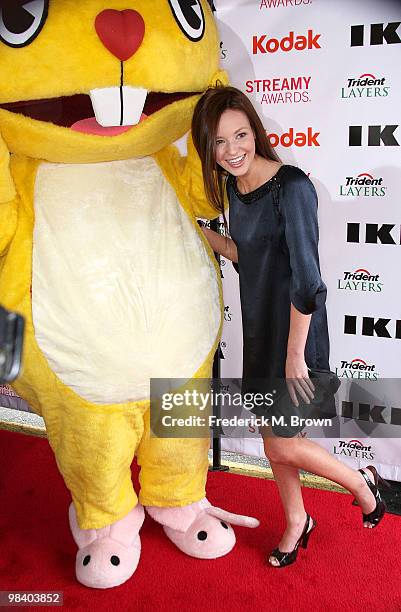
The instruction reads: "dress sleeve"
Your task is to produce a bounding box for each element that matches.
[280,170,327,315]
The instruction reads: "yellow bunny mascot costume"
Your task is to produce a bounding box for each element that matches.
[0,0,258,589]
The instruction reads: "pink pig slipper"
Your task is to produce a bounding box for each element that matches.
[69,502,145,589]
[146,498,259,559]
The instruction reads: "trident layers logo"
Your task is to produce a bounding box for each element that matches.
[341,73,390,100]
[333,440,375,461]
[336,358,379,380]
[338,268,383,293]
[339,172,387,197]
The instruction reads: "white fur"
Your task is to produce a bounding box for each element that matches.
[32,157,220,403]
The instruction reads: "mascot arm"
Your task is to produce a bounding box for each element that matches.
[0,199,17,256]
[179,134,221,221]
[0,134,17,255]
[155,136,228,221]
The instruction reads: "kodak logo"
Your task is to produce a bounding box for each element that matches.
[253,29,321,54]
[268,127,320,148]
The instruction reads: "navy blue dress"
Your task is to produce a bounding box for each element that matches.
[228,164,330,386]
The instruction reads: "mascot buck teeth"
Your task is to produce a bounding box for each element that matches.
[0,0,258,588]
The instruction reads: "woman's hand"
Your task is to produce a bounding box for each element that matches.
[285,353,315,407]
[285,304,314,406]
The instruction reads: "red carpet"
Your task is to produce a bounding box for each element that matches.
[0,429,400,612]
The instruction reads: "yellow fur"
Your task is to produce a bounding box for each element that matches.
[0,0,228,529]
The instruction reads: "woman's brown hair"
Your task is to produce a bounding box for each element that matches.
[191,85,280,216]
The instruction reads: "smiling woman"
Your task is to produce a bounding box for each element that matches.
[192,85,389,569]
[191,85,280,214]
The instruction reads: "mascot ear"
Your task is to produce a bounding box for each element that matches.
[210,70,229,88]
[0,131,16,203]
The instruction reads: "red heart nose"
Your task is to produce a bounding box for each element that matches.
[95,9,145,61]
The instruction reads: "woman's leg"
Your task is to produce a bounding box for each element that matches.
[262,431,379,564]
[268,461,310,564]
[263,433,378,527]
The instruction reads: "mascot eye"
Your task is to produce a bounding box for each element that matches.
[0,0,49,48]
[168,0,205,42]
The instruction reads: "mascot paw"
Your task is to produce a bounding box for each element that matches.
[68,503,145,589]
[146,499,259,559]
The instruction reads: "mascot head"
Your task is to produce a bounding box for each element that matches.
[0,0,227,195]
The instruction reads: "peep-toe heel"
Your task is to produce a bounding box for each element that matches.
[358,465,390,528]
[268,514,316,568]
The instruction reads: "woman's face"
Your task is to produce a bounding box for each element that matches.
[215,109,256,177]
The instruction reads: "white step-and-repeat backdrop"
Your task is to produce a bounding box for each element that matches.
[216,0,401,480]
[1,0,400,481]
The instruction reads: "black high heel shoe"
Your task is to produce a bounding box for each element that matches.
[268,514,316,568]
[358,465,390,528]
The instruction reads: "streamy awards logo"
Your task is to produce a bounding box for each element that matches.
[259,0,312,8]
[340,172,387,197]
[336,358,379,380]
[338,268,383,293]
[246,76,312,105]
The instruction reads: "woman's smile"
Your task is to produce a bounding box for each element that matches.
[215,108,256,177]
[226,153,246,168]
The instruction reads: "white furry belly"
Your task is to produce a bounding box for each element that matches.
[32,158,220,404]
